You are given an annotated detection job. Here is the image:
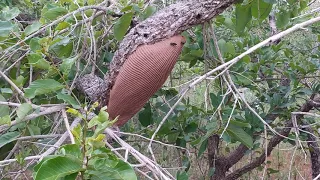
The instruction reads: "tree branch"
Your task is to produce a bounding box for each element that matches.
[225,96,319,180]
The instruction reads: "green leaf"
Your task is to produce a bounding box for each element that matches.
[88,159,137,180]
[114,12,133,41]
[235,4,252,35]
[88,108,110,128]
[276,10,290,29]
[197,138,208,157]
[55,22,70,31]
[0,7,20,21]
[56,92,80,109]
[210,92,223,109]
[34,156,82,180]
[43,7,68,21]
[177,171,189,180]
[49,38,73,58]
[16,103,33,121]
[0,88,13,94]
[24,79,64,98]
[226,124,253,148]
[184,122,198,133]
[0,21,14,37]
[58,144,82,159]
[0,115,11,126]
[0,131,20,148]
[59,56,77,76]
[27,53,50,69]
[138,102,153,127]
[140,6,156,20]
[251,0,272,20]
[229,120,251,128]
[29,38,41,51]
[88,134,106,149]
[0,94,10,117]
[25,22,41,36]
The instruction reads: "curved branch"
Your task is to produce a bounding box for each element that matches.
[104,0,237,104]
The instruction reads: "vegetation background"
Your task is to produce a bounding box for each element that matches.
[0,0,319,179]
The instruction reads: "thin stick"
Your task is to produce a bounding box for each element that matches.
[62,109,75,144]
[0,70,30,103]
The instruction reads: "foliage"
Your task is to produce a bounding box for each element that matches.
[0,0,319,179]
[34,105,137,180]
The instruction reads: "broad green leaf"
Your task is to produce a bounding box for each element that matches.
[229,120,251,128]
[24,79,64,98]
[29,38,41,51]
[25,22,41,36]
[114,12,133,41]
[0,115,11,126]
[27,53,50,69]
[49,38,73,58]
[276,10,290,29]
[56,92,80,109]
[251,0,272,20]
[59,56,77,76]
[88,159,137,180]
[43,7,68,21]
[88,134,106,149]
[88,108,110,128]
[138,102,153,127]
[226,124,253,148]
[0,21,14,37]
[210,92,223,109]
[16,103,32,120]
[0,131,20,148]
[0,7,20,21]
[71,124,81,144]
[59,144,81,159]
[0,88,13,94]
[27,124,41,135]
[66,108,84,119]
[177,171,189,180]
[184,122,198,133]
[55,22,70,31]
[197,138,208,157]
[0,94,9,117]
[235,4,252,35]
[33,155,60,175]
[34,156,82,180]
[140,6,156,20]
[12,75,25,89]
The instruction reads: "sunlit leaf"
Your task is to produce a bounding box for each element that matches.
[0,21,14,37]
[56,92,80,109]
[34,156,82,180]
[24,79,64,98]
[235,4,252,35]
[25,22,41,36]
[114,12,133,41]
[0,131,20,148]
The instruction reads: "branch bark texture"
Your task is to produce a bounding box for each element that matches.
[104,0,237,104]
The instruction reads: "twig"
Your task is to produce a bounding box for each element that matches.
[62,109,75,144]
[0,70,30,103]
[105,128,174,180]
[1,4,109,57]
[0,105,65,132]
[16,134,62,141]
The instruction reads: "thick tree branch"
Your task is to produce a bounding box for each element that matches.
[105,0,237,105]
